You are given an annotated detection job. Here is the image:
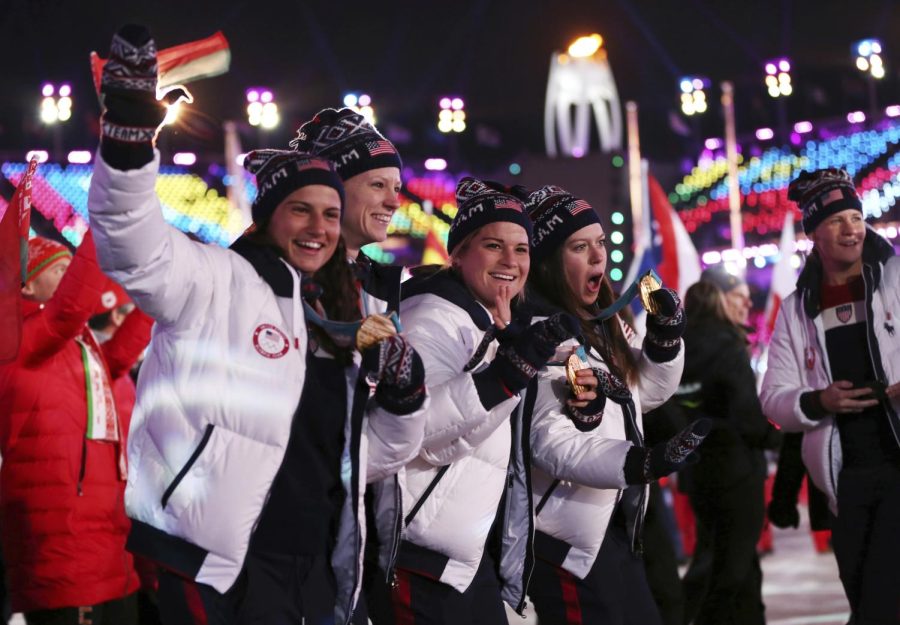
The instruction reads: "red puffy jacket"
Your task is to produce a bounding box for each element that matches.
[0,231,152,612]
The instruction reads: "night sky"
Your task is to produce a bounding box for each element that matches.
[1,0,897,167]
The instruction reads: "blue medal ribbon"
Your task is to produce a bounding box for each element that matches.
[589,269,662,322]
[302,301,402,349]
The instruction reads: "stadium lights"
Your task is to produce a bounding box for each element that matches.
[438,96,466,133]
[343,93,376,124]
[40,83,72,125]
[854,39,885,79]
[246,88,280,129]
[764,57,792,97]
[679,76,709,116]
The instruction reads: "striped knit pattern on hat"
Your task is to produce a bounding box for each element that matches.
[290,107,402,181]
[787,168,862,234]
[447,177,532,255]
[26,237,72,284]
[243,149,345,225]
[525,185,601,263]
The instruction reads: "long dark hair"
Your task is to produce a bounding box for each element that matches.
[529,247,638,384]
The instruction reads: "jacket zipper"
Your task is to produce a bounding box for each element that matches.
[77,438,87,496]
[161,424,214,508]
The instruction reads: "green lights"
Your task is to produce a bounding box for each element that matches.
[611,155,624,168]
[611,211,624,225]
[610,249,624,263]
[610,231,624,245]
[610,268,623,282]
[509,163,522,175]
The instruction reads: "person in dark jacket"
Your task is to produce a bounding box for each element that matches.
[678,279,780,625]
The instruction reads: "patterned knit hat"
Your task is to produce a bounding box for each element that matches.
[290,107,402,181]
[524,185,601,263]
[243,149,345,225]
[787,168,862,234]
[447,177,532,255]
[26,237,72,284]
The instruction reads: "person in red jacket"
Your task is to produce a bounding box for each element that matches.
[0,232,152,625]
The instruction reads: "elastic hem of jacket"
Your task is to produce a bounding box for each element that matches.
[533,530,573,568]
[100,138,154,171]
[472,366,516,410]
[126,519,208,580]
[799,390,827,421]
[395,540,449,581]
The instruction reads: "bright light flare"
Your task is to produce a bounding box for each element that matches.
[568,34,603,58]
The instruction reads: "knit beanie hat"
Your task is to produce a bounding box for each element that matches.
[700,265,746,294]
[290,107,402,181]
[243,149,345,225]
[524,185,601,263]
[447,177,532,255]
[26,237,72,284]
[787,168,863,234]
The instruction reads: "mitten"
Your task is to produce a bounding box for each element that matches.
[644,288,685,363]
[100,25,189,170]
[362,334,426,415]
[624,418,711,484]
[473,312,580,410]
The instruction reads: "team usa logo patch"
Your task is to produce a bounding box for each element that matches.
[253,324,290,359]
[836,304,853,324]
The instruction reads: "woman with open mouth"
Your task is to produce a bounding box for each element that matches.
[522,185,708,625]
[385,178,579,623]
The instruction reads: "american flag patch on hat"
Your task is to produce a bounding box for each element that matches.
[366,140,395,156]
[568,199,592,215]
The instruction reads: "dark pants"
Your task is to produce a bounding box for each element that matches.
[389,551,508,625]
[156,551,334,625]
[832,463,900,625]
[24,594,137,625]
[529,521,663,625]
[682,473,765,625]
[643,483,686,625]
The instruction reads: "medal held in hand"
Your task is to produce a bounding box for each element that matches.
[356,313,400,350]
[638,272,662,314]
[566,346,590,395]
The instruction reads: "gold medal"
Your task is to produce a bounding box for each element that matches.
[566,352,590,396]
[355,314,399,351]
[639,272,662,314]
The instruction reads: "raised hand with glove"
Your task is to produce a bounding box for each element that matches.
[473,311,581,410]
[644,287,686,363]
[624,418,712,484]
[100,24,191,170]
[361,333,426,415]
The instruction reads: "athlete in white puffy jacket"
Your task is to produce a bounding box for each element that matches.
[761,168,900,623]
[88,26,427,625]
[522,185,706,625]
[385,178,579,624]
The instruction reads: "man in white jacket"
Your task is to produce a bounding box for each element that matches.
[760,168,900,625]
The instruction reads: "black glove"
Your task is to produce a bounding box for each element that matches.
[100,25,189,170]
[624,418,711,484]
[362,334,426,415]
[473,312,580,410]
[644,288,685,363]
[767,497,800,529]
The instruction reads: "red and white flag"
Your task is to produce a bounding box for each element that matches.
[90,31,230,95]
[0,158,37,363]
[764,211,798,336]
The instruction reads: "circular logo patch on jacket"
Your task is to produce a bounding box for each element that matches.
[253,324,290,359]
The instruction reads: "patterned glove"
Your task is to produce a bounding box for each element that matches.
[624,418,711,484]
[644,288,685,363]
[474,312,580,410]
[99,25,189,170]
[362,334,426,415]
[566,367,632,431]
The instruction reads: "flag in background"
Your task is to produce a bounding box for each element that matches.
[224,120,251,237]
[763,211,798,336]
[421,230,450,266]
[623,161,702,326]
[90,31,230,95]
[0,157,37,363]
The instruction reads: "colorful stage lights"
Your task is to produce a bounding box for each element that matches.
[438,96,466,133]
[764,58,792,98]
[246,88,279,129]
[680,76,709,116]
